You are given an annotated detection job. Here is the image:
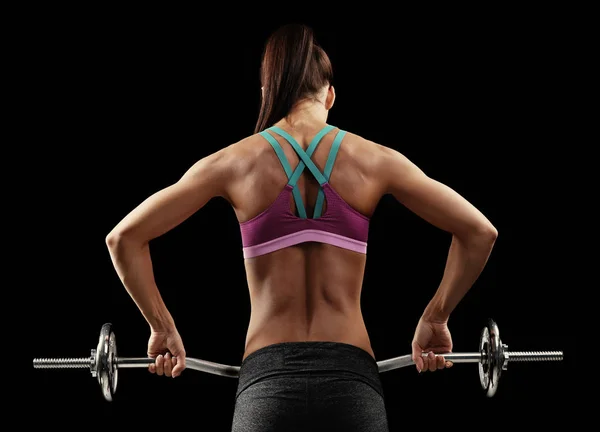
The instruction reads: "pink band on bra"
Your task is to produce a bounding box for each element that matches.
[243,229,368,259]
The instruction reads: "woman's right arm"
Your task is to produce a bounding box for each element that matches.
[379,146,498,324]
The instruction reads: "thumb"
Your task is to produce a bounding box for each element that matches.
[411,341,423,373]
[171,350,186,377]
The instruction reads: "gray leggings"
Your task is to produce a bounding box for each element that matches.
[231,341,389,432]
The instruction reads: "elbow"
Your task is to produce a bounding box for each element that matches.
[105,227,139,255]
[456,221,498,248]
[472,222,498,247]
[105,228,123,254]
[484,223,498,242]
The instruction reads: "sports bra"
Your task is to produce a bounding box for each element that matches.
[239,124,370,259]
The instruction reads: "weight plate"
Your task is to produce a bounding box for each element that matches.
[96,323,118,401]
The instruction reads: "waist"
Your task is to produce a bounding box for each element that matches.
[244,309,373,358]
[236,341,382,398]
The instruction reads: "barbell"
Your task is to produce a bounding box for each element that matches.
[32,318,562,401]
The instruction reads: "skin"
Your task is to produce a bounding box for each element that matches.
[106,85,498,378]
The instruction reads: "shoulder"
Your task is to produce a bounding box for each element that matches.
[336,130,419,197]
[337,130,401,173]
[200,133,270,175]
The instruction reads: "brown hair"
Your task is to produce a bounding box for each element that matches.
[254,24,333,134]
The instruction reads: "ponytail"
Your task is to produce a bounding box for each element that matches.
[254,24,333,134]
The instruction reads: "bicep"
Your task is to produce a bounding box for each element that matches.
[382,149,496,238]
[109,151,230,243]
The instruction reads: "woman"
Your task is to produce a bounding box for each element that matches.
[106,24,497,431]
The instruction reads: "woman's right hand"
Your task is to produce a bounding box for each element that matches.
[147,326,187,378]
[411,317,454,373]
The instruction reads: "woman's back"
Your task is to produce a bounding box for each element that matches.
[104,23,497,431]
[225,122,386,361]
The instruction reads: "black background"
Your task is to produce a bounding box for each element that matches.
[26,7,582,429]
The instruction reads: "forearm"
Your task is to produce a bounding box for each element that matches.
[423,230,497,322]
[106,236,174,331]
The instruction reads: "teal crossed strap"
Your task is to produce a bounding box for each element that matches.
[259,124,347,218]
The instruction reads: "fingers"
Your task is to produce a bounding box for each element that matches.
[148,353,182,378]
[418,352,453,373]
[155,354,165,376]
[436,354,445,370]
[153,354,168,377]
[411,341,424,373]
[427,351,437,372]
[164,353,174,377]
[172,354,186,378]
[419,351,435,372]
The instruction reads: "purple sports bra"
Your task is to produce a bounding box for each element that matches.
[239,125,370,259]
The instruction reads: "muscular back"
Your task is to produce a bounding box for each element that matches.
[107,117,495,365]
[222,125,386,361]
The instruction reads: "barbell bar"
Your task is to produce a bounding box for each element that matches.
[32,318,563,401]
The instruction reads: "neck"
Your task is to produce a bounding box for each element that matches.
[275,99,328,132]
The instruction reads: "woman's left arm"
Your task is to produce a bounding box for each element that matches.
[105,148,234,332]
